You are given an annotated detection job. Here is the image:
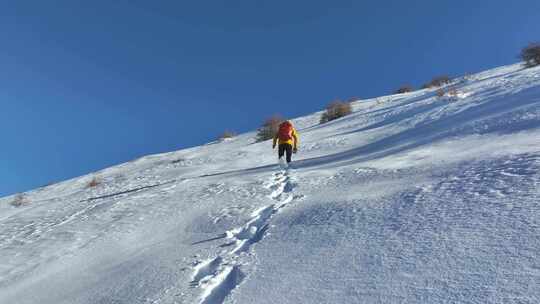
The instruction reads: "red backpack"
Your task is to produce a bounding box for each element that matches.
[278,121,293,141]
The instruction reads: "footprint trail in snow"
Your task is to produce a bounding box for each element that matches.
[190,169,298,304]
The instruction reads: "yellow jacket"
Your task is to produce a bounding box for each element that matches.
[273,127,299,148]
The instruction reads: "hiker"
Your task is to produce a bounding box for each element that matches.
[272,120,299,164]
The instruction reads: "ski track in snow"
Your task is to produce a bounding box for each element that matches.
[190,168,298,304]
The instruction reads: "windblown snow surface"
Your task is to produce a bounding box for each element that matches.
[1,63,540,304]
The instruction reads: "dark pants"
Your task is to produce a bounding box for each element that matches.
[278,143,293,163]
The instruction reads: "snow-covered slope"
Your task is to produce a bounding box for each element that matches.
[1,63,540,304]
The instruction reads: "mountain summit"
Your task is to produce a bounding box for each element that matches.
[1,63,540,304]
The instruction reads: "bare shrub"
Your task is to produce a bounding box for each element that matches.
[219,130,236,140]
[255,115,284,142]
[10,193,27,207]
[436,87,460,101]
[446,88,462,102]
[520,42,540,68]
[87,176,101,188]
[422,75,452,89]
[394,85,414,94]
[447,88,459,97]
[320,100,352,124]
[436,88,446,98]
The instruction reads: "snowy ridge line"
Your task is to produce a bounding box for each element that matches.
[190,168,298,304]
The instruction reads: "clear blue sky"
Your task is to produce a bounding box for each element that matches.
[1,0,539,197]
